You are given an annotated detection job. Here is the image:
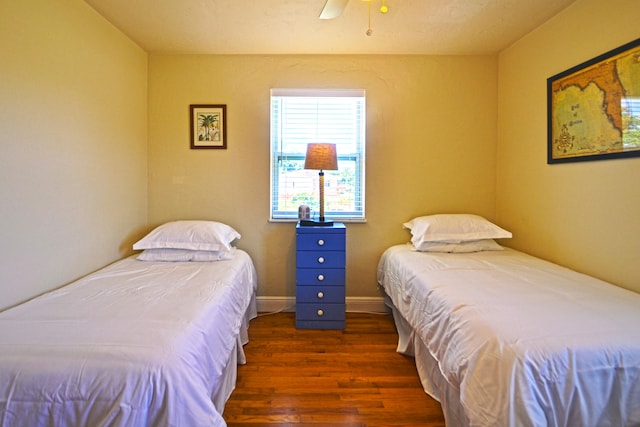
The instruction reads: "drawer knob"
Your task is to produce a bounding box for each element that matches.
[317,256,325,264]
[317,274,325,281]
[317,291,324,299]
[317,309,324,317]
[317,239,325,246]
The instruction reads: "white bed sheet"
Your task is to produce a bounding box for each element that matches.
[0,250,257,427]
[378,244,640,427]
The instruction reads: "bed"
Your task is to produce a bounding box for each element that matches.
[377,214,640,427]
[0,220,257,427]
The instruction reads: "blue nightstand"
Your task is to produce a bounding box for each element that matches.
[295,223,346,329]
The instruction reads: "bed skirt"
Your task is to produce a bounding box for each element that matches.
[214,292,257,412]
[385,294,469,426]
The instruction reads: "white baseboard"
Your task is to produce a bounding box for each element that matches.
[346,296,390,313]
[256,296,296,313]
[256,296,388,314]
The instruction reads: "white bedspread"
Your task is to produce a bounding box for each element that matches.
[378,244,640,427]
[0,250,257,427]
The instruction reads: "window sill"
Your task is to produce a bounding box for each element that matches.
[269,218,367,224]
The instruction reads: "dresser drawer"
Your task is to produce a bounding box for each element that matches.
[296,250,345,269]
[296,268,344,286]
[296,233,345,251]
[296,303,346,321]
[296,285,345,303]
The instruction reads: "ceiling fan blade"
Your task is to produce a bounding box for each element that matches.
[319,0,349,19]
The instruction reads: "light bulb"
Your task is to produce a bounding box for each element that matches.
[366,28,373,36]
[380,5,388,13]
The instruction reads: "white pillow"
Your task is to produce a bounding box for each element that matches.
[403,214,512,247]
[133,220,240,251]
[413,239,504,253]
[137,248,236,262]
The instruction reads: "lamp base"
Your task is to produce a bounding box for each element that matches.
[299,219,334,227]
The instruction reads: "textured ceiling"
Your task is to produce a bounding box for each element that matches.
[84,0,576,55]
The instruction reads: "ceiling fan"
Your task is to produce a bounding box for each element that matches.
[319,0,349,19]
[319,0,389,36]
[319,0,388,20]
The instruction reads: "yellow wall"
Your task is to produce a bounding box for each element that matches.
[10,0,636,310]
[0,0,149,310]
[147,55,498,299]
[497,0,640,292]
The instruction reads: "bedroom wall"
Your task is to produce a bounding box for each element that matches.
[0,0,149,310]
[497,0,640,292]
[147,55,498,303]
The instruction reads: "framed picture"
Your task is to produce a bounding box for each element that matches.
[190,104,227,149]
[547,38,640,164]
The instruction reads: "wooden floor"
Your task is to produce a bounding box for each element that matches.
[223,312,446,426]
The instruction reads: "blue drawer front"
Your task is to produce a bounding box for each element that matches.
[297,223,345,234]
[296,251,345,269]
[296,285,345,303]
[296,303,346,321]
[296,268,344,286]
[296,233,345,251]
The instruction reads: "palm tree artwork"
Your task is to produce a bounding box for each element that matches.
[198,113,220,142]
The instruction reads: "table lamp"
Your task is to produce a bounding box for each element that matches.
[301,143,338,226]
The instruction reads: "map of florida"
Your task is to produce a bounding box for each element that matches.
[552,59,625,134]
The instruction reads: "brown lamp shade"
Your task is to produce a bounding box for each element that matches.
[304,143,338,171]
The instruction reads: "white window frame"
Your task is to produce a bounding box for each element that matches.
[270,88,366,222]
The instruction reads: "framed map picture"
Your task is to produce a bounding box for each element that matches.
[547,38,640,164]
[190,104,227,149]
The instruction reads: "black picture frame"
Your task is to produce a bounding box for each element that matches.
[547,38,640,164]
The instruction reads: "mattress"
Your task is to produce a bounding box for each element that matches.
[0,250,257,427]
[377,244,640,427]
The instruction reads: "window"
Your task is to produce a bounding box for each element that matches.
[270,89,366,221]
[623,97,640,149]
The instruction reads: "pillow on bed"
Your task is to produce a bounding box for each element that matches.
[133,220,240,252]
[137,248,236,262]
[413,239,504,253]
[404,214,512,248]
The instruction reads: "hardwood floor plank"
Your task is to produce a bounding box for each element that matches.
[223,312,445,426]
